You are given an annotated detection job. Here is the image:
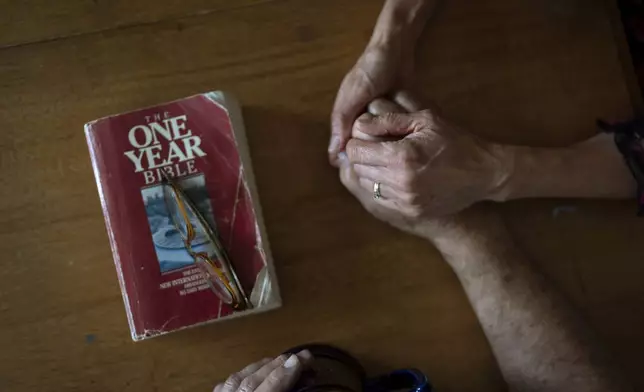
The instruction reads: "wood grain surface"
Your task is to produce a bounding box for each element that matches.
[1,0,643,391]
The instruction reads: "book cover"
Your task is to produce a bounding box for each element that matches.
[85,92,280,340]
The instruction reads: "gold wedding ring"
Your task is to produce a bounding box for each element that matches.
[373,181,382,200]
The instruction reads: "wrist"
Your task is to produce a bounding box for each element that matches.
[369,0,433,55]
[484,143,517,203]
[486,144,564,202]
[422,207,511,270]
[487,134,636,201]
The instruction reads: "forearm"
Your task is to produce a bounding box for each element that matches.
[491,133,635,201]
[369,0,436,49]
[429,211,632,392]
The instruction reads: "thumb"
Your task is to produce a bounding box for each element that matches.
[338,152,360,194]
[351,112,418,139]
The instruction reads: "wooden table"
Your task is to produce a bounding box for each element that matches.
[2,0,643,391]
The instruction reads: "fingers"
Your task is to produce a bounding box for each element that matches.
[392,90,442,115]
[217,351,312,392]
[392,91,424,112]
[355,94,439,142]
[352,164,414,202]
[294,349,313,366]
[352,113,400,142]
[351,99,406,142]
[223,356,286,392]
[358,177,406,200]
[329,110,351,167]
[351,111,418,140]
[338,153,363,193]
[367,91,433,116]
[338,154,402,211]
[368,98,405,116]
[218,358,271,392]
[340,153,425,226]
[238,358,273,378]
[352,164,402,189]
[330,75,373,167]
[345,138,399,166]
[353,114,384,142]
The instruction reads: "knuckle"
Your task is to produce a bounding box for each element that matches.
[259,370,286,391]
[394,149,410,166]
[345,141,359,159]
[238,377,260,392]
[397,171,416,191]
[266,371,284,385]
[381,112,400,124]
[406,206,423,219]
[224,374,243,390]
[382,142,398,160]
[401,144,415,160]
[397,145,422,168]
[357,149,371,163]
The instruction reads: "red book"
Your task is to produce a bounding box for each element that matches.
[85,92,280,340]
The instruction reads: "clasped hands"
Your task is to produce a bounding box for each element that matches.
[333,90,512,241]
[328,34,634,242]
[326,37,516,241]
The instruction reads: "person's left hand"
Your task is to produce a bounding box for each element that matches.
[329,41,414,166]
[214,351,312,392]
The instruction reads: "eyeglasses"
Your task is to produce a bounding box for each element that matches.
[161,171,250,310]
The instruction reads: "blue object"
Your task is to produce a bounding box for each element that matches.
[284,344,433,392]
[365,368,433,392]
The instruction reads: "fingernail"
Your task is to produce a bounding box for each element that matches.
[284,355,299,368]
[298,349,312,360]
[329,135,341,152]
[338,151,348,165]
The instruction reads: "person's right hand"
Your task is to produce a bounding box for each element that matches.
[214,351,312,392]
[339,99,513,237]
[329,41,414,166]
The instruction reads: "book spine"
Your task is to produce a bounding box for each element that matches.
[209,92,282,306]
[85,124,140,340]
